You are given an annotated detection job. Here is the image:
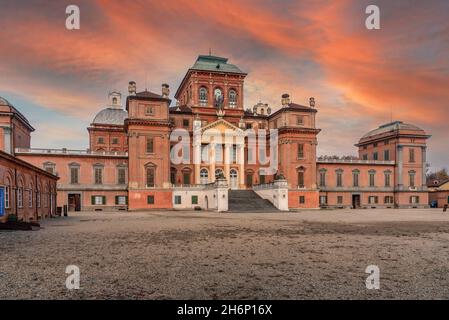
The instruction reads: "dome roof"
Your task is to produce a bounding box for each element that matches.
[0,96,12,106]
[92,107,127,125]
[361,121,424,139]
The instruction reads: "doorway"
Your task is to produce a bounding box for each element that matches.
[246,173,253,188]
[230,169,238,189]
[68,193,81,211]
[352,194,361,209]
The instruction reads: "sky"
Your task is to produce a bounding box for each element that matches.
[0,0,448,170]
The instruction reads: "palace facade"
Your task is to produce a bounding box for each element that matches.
[5,54,430,213]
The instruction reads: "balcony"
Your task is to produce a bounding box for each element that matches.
[15,148,128,157]
[317,159,395,165]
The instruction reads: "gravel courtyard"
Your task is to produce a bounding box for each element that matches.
[1,208,449,299]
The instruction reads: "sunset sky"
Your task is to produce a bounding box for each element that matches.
[0,0,448,170]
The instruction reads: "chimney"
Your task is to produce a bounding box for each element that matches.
[128,81,136,95]
[162,83,170,98]
[309,97,316,108]
[281,93,290,107]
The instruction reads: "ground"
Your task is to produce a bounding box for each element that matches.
[1,208,449,299]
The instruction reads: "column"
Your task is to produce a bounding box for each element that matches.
[193,142,201,184]
[422,146,427,187]
[238,144,245,188]
[224,144,231,182]
[210,143,216,183]
[397,145,403,190]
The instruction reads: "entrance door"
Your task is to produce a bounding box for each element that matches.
[230,169,238,189]
[352,194,361,209]
[68,194,81,211]
[246,173,253,188]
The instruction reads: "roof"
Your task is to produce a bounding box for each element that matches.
[361,121,426,140]
[427,178,449,188]
[268,103,317,118]
[126,90,171,110]
[92,108,127,125]
[191,55,246,74]
[0,95,35,131]
[169,105,193,114]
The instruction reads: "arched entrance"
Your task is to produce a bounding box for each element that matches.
[230,169,238,189]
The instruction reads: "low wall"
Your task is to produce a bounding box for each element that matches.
[253,180,289,211]
[172,179,228,212]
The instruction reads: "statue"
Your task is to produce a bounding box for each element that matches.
[214,88,223,108]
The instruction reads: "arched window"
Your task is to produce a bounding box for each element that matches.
[260,108,264,115]
[229,89,237,108]
[199,87,208,106]
[28,183,33,208]
[17,178,24,209]
[112,97,118,105]
[4,177,11,209]
[200,168,209,184]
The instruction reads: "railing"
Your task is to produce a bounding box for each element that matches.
[15,148,128,157]
[253,179,288,190]
[317,159,395,165]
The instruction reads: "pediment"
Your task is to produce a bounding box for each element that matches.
[200,119,245,136]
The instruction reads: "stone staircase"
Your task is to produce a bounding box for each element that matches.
[228,190,278,212]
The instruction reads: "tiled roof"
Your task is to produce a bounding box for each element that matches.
[361,121,425,139]
[92,108,127,125]
[191,55,246,74]
[169,105,193,113]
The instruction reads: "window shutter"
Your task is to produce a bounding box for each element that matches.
[91,196,95,205]
[102,196,106,205]
[125,196,128,205]
[115,196,118,205]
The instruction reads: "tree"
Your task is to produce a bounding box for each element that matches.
[427,167,449,182]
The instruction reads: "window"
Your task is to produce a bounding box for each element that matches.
[70,166,79,184]
[229,89,237,108]
[297,171,305,188]
[362,154,368,160]
[409,148,415,163]
[117,167,126,185]
[147,195,155,204]
[384,150,390,161]
[183,119,189,127]
[373,143,378,147]
[37,190,41,208]
[410,196,420,204]
[297,144,304,159]
[170,168,177,185]
[384,196,394,204]
[384,172,391,187]
[146,167,155,187]
[373,152,378,160]
[353,170,360,187]
[94,167,103,184]
[319,170,326,187]
[174,195,182,205]
[98,137,104,144]
[145,106,154,115]
[259,174,265,184]
[299,196,305,204]
[319,196,327,205]
[18,187,23,208]
[199,87,208,106]
[336,170,343,187]
[115,196,127,205]
[200,168,209,184]
[296,116,304,125]
[44,163,55,174]
[337,196,343,204]
[215,144,223,163]
[385,140,390,145]
[191,195,198,205]
[112,97,118,105]
[369,171,376,187]
[368,196,378,204]
[247,147,253,162]
[28,188,33,208]
[4,185,10,208]
[409,171,416,187]
[146,137,154,153]
[246,123,252,129]
[91,196,106,205]
[112,138,119,145]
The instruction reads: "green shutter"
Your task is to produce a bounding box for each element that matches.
[91,196,95,205]
[115,196,118,205]
[125,196,128,205]
[102,196,106,205]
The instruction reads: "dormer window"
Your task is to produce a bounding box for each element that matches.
[199,87,208,106]
[229,89,237,108]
